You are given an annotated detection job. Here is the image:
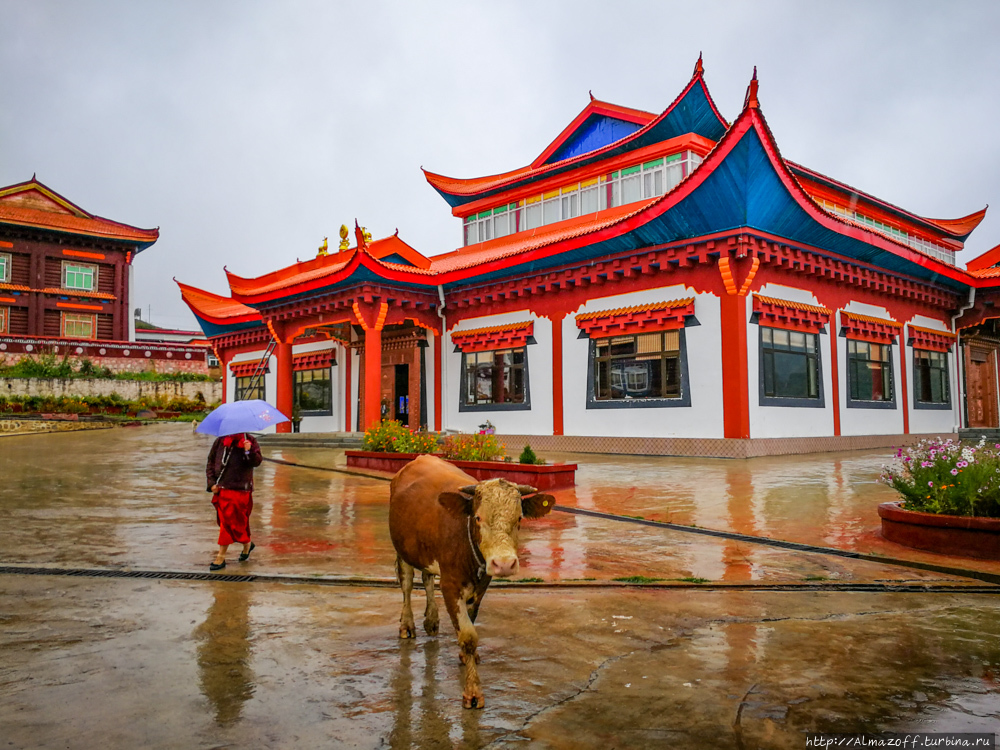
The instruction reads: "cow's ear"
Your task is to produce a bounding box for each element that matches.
[438,491,474,518]
[521,493,555,519]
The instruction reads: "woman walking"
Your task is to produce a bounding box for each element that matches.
[206,432,262,571]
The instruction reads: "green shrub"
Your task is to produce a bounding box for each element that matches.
[440,433,506,462]
[363,420,439,454]
[880,438,1000,518]
[518,444,545,465]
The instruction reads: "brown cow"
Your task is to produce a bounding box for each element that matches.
[388,454,554,709]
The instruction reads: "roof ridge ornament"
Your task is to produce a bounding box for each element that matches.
[317,237,328,257]
[589,90,595,101]
[339,224,350,251]
[693,52,704,77]
[354,220,371,251]
[744,66,759,109]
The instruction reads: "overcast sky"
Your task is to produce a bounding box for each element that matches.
[3,1,999,330]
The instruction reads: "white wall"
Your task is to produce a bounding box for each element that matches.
[749,285,835,439]
[562,286,724,439]
[445,310,553,435]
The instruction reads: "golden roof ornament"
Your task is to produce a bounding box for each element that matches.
[362,226,372,243]
[317,236,329,257]
[339,224,350,251]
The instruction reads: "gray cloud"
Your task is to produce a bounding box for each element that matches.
[3,1,998,329]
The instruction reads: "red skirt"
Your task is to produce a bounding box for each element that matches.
[212,489,253,546]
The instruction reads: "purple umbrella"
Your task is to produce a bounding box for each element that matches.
[196,399,289,437]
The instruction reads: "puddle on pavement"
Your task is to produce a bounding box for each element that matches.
[2,424,993,584]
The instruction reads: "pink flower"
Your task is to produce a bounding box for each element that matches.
[951,469,958,476]
[928,481,934,487]
[921,461,933,468]
[958,461,968,468]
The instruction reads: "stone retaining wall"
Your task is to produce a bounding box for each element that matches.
[0,419,112,435]
[0,377,221,402]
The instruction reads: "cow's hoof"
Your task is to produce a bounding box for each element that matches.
[399,625,416,639]
[463,691,485,710]
[458,652,481,665]
[423,619,439,636]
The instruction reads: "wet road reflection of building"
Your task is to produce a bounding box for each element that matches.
[194,584,255,725]
[388,640,483,748]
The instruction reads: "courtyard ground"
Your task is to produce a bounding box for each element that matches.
[1,424,998,748]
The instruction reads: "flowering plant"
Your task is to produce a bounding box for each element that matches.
[362,420,439,454]
[441,433,506,462]
[879,438,1000,518]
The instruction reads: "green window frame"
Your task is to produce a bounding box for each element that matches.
[62,312,95,339]
[63,262,97,292]
[0,253,9,283]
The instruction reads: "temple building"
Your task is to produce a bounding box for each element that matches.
[0,177,210,373]
[178,59,1000,457]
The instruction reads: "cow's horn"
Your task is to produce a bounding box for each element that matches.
[458,485,477,497]
[517,484,538,495]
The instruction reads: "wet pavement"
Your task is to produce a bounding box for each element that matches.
[2,424,1000,747]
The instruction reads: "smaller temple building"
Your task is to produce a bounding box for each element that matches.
[0,178,210,373]
[178,60,1000,456]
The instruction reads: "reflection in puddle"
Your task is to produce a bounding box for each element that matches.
[194,584,255,724]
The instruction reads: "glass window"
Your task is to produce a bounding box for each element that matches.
[493,208,510,239]
[848,339,894,402]
[0,253,9,283]
[294,367,332,414]
[63,262,96,291]
[620,172,641,204]
[235,375,264,402]
[593,330,682,400]
[761,327,821,400]
[61,312,95,339]
[463,348,526,406]
[914,349,949,405]
[464,219,478,246]
[524,201,542,230]
[542,196,561,225]
[580,185,599,214]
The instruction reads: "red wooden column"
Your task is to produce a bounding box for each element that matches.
[344,342,353,433]
[550,313,565,435]
[363,328,382,430]
[720,292,750,438]
[274,338,294,434]
[829,311,841,436]
[434,329,443,432]
[718,254,757,439]
[354,301,388,431]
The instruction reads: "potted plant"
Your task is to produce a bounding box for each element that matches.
[878,438,1000,559]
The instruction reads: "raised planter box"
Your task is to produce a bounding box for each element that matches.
[345,451,576,490]
[878,501,1000,560]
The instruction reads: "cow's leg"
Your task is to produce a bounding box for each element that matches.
[397,556,417,639]
[421,571,439,636]
[442,580,484,709]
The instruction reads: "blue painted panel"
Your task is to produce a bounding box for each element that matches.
[194,315,265,339]
[545,115,642,164]
[445,125,969,293]
[378,253,416,267]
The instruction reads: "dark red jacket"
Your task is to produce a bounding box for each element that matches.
[206,434,263,492]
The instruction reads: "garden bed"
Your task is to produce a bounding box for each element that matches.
[878,501,1000,560]
[345,451,577,490]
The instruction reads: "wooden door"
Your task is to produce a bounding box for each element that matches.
[966,346,999,428]
[380,365,395,422]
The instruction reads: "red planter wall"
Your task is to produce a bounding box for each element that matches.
[878,502,1000,560]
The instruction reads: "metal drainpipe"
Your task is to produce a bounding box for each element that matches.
[951,287,975,432]
[437,285,447,432]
